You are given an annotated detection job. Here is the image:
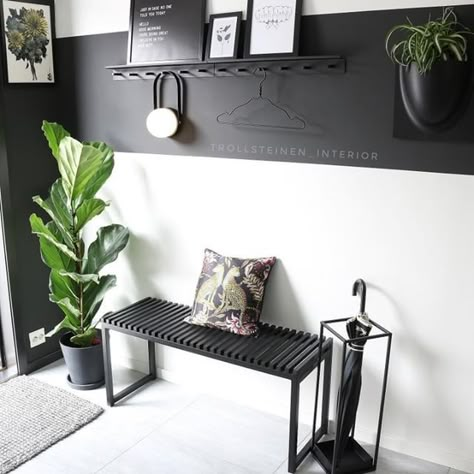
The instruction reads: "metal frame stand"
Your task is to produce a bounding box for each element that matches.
[311,318,392,474]
[102,322,333,473]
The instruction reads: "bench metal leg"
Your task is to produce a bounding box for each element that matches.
[102,326,157,407]
[287,342,333,473]
[103,327,114,406]
[288,379,300,473]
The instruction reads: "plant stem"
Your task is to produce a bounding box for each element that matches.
[72,209,84,335]
[79,282,84,332]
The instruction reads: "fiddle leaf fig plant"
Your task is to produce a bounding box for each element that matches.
[386,7,472,74]
[30,121,130,347]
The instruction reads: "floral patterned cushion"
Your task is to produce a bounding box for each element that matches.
[185,249,276,336]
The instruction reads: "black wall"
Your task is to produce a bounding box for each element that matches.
[0,40,73,373]
[61,6,474,175]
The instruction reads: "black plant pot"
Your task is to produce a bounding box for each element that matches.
[60,333,104,390]
[399,60,472,133]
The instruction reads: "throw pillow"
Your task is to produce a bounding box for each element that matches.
[185,249,276,336]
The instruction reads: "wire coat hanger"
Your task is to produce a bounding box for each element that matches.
[216,68,306,130]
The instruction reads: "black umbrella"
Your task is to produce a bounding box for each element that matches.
[334,279,372,464]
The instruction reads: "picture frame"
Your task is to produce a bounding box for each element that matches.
[244,0,302,59]
[127,0,206,65]
[1,0,55,83]
[206,12,242,62]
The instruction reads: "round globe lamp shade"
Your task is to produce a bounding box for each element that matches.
[146,108,180,138]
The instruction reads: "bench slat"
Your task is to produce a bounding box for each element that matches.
[120,300,172,328]
[251,327,292,363]
[111,299,159,326]
[258,330,299,367]
[145,305,188,334]
[285,338,322,373]
[167,320,197,343]
[276,334,318,370]
[265,332,307,368]
[239,326,282,362]
[149,307,190,336]
[104,298,153,323]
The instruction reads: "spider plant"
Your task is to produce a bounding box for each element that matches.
[386,8,472,74]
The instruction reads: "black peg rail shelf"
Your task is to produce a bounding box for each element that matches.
[101,297,334,473]
[106,55,346,80]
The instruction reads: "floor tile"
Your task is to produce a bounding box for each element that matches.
[157,395,311,473]
[12,457,65,474]
[98,430,255,474]
[25,362,200,473]
[373,447,449,474]
[273,455,325,473]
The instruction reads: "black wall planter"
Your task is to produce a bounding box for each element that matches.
[399,60,472,134]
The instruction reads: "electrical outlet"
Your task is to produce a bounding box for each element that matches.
[29,328,46,348]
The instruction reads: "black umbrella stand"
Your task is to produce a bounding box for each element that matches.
[310,279,392,474]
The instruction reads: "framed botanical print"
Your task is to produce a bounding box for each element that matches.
[244,0,302,58]
[206,12,242,61]
[127,0,206,64]
[1,0,55,83]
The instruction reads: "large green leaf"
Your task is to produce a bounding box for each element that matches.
[30,214,78,262]
[50,179,73,230]
[84,225,129,274]
[59,271,100,284]
[42,121,71,161]
[32,192,74,249]
[83,275,116,325]
[49,269,78,303]
[71,327,98,347]
[82,142,115,200]
[58,137,111,203]
[46,316,80,338]
[75,198,108,231]
[49,294,81,322]
[37,236,73,271]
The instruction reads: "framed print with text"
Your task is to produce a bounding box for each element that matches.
[128,0,206,65]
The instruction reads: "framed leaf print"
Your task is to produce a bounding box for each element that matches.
[1,0,55,83]
[206,12,242,61]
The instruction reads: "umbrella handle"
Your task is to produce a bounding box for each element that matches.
[352,279,367,314]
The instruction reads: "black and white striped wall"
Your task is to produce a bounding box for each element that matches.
[3,1,474,472]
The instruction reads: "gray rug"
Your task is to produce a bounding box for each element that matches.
[0,376,103,473]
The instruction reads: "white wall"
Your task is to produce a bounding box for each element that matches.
[54,0,474,37]
[55,1,474,473]
[0,201,17,374]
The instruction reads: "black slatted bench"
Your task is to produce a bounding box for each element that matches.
[101,297,333,473]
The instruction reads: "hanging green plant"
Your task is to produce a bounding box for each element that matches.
[30,122,130,348]
[386,8,472,74]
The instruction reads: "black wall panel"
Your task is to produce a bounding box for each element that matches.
[59,7,474,175]
[0,40,73,373]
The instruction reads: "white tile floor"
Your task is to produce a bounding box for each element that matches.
[11,360,467,474]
